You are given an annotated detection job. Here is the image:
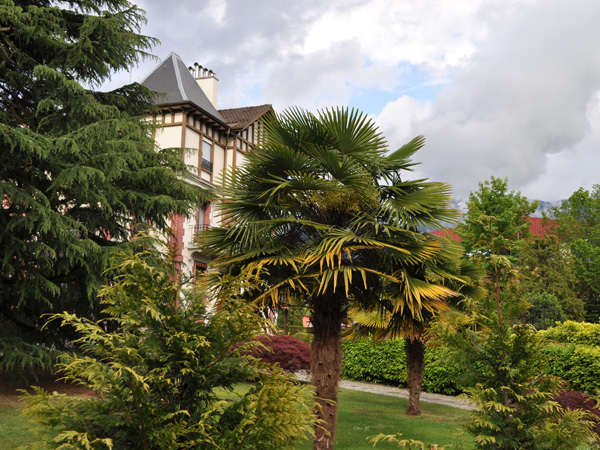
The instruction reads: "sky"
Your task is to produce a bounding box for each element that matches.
[105,0,600,202]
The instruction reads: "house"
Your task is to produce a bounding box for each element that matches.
[141,53,273,276]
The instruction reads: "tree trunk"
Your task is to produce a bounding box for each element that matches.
[310,292,345,450]
[405,337,425,416]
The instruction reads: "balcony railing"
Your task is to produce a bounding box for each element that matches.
[188,223,211,247]
[201,158,213,172]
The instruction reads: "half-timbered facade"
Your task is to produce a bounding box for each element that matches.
[141,53,273,275]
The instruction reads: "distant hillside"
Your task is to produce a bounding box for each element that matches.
[448,198,562,218]
[533,200,562,218]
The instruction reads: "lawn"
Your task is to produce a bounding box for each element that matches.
[0,382,473,450]
[297,389,473,449]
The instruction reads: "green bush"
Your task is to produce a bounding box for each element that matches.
[341,338,461,395]
[524,292,566,330]
[539,320,600,346]
[540,343,575,381]
[537,322,600,395]
[21,246,317,450]
[342,338,407,385]
[565,346,600,395]
[422,347,462,395]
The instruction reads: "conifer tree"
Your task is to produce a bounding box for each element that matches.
[22,241,316,450]
[0,1,206,351]
[436,211,595,449]
[518,235,583,322]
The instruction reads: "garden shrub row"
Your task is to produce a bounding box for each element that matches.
[342,321,600,397]
[341,338,462,395]
[539,321,600,395]
[248,322,600,397]
[538,320,600,346]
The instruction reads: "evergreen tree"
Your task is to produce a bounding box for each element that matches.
[436,207,595,449]
[22,242,316,450]
[523,292,566,330]
[551,185,600,322]
[0,1,206,351]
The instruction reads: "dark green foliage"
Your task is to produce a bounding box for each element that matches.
[0,0,206,349]
[551,185,600,321]
[456,177,537,261]
[524,292,566,330]
[341,338,461,395]
[518,235,584,321]
[21,245,317,450]
[247,334,311,372]
[539,343,574,383]
[422,347,462,396]
[0,336,62,385]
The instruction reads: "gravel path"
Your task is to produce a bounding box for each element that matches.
[294,372,474,411]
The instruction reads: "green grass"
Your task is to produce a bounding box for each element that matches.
[1,386,473,450]
[0,404,39,450]
[297,389,473,449]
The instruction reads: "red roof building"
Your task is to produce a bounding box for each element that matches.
[430,217,557,242]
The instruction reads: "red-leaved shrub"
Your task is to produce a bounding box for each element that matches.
[247,334,311,372]
[555,390,600,438]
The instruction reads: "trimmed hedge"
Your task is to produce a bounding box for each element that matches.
[538,320,600,346]
[341,322,600,397]
[342,338,407,385]
[341,338,461,395]
[539,321,600,395]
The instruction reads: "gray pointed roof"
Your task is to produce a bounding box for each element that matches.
[141,53,225,124]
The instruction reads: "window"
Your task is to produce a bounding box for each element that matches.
[194,260,207,274]
[201,139,213,171]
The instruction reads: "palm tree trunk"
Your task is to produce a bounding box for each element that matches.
[405,337,425,416]
[310,292,345,450]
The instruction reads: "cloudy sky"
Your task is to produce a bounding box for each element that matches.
[106,0,600,202]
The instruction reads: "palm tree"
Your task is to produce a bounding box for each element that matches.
[351,243,485,415]
[203,107,459,450]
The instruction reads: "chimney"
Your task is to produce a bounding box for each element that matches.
[191,62,218,108]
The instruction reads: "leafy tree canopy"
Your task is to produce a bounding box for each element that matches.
[0,0,207,348]
[518,235,583,321]
[456,177,537,261]
[551,185,600,322]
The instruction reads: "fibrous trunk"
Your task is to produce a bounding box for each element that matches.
[310,292,345,450]
[405,337,425,416]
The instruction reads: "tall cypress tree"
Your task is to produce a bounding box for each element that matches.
[0,1,206,350]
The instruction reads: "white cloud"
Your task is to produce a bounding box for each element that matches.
[376,95,432,149]
[401,0,600,200]
[103,0,600,202]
